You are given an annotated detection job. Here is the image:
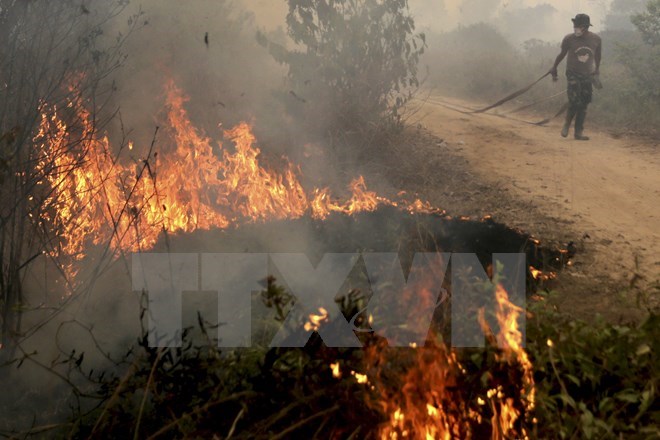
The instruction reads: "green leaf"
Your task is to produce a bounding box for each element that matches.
[565,374,581,386]
[598,397,615,413]
[635,343,651,356]
[556,393,577,409]
[615,389,640,403]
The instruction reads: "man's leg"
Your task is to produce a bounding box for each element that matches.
[563,77,580,138]
[574,105,589,140]
[562,105,577,138]
[574,76,593,141]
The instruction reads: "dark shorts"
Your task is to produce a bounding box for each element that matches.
[567,71,593,108]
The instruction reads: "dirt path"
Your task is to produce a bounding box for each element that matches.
[402,95,659,317]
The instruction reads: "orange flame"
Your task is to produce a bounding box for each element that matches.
[364,284,535,439]
[33,79,535,438]
[304,307,329,332]
[34,79,440,284]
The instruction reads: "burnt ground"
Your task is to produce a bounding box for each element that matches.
[357,97,659,323]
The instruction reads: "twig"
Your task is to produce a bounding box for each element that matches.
[226,406,246,439]
[89,359,140,438]
[252,389,327,434]
[270,405,340,440]
[146,391,258,440]
[311,415,331,439]
[345,425,363,440]
[7,422,74,438]
[548,345,569,397]
[133,349,163,440]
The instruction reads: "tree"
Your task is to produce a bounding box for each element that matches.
[0,0,138,352]
[632,0,660,45]
[258,0,425,148]
[610,0,660,119]
[604,0,647,31]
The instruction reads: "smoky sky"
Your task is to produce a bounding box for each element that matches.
[409,0,615,43]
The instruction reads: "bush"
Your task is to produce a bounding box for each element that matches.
[529,294,659,439]
[632,0,660,45]
[0,0,138,351]
[593,29,660,134]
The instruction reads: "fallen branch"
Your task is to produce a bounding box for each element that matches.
[145,390,259,440]
[270,405,341,440]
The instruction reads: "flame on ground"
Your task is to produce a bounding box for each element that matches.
[32,79,441,283]
[32,79,536,438]
[357,285,535,439]
[304,307,329,332]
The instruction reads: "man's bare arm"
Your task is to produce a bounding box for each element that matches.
[550,47,569,77]
[595,41,602,74]
[550,48,568,75]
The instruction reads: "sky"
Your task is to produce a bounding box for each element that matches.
[243,0,615,45]
[447,0,611,26]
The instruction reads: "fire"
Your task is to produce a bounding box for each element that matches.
[310,176,389,219]
[30,79,542,438]
[370,340,471,440]
[34,79,437,284]
[330,362,342,379]
[351,371,369,384]
[363,284,535,440]
[26,76,547,438]
[529,266,556,281]
[304,307,329,332]
[480,285,535,440]
[493,284,535,413]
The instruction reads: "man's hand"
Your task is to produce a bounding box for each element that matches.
[549,66,558,82]
[592,72,603,90]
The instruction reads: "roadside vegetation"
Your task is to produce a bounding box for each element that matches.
[7,284,654,439]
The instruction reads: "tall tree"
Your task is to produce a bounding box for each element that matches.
[258,0,426,148]
[604,0,647,30]
[632,0,660,45]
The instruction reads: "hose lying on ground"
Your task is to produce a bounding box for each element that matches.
[471,72,552,114]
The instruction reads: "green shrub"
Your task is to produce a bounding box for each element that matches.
[632,0,660,45]
[528,294,659,439]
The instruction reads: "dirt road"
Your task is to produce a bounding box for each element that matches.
[408,95,659,317]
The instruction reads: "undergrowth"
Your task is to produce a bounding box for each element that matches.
[37,285,657,439]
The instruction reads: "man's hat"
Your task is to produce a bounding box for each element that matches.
[572,13,592,28]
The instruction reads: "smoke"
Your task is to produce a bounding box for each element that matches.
[0,0,292,431]
[409,0,616,44]
[105,0,288,151]
[0,1,382,431]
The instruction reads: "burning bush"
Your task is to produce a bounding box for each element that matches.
[0,0,141,350]
[38,276,656,439]
[61,273,538,439]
